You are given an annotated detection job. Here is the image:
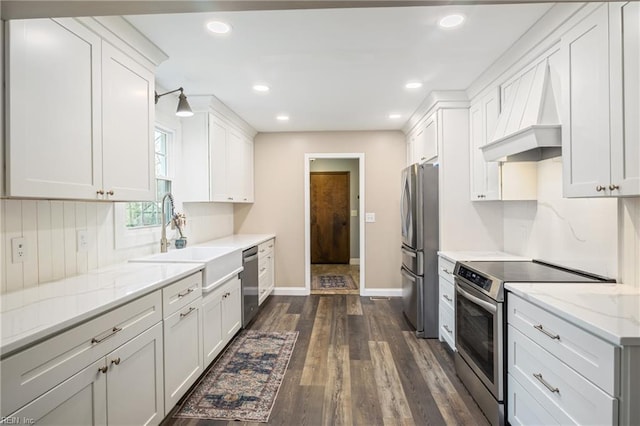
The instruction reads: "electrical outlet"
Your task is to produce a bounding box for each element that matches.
[77,230,89,253]
[11,237,27,263]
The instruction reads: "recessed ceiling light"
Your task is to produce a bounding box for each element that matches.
[276,115,289,121]
[405,82,423,89]
[253,84,270,92]
[439,14,465,29]
[389,114,402,119]
[206,21,232,34]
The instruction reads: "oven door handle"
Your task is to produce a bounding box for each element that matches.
[457,284,497,314]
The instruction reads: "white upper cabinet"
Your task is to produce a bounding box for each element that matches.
[609,1,640,196]
[407,112,438,165]
[470,89,501,200]
[562,3,639,197]
[181,112,254,203]
[5,18,157,201]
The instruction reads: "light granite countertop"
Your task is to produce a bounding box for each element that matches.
[506,282,640,346]
[1,262,203,358]
[438,251,529,263]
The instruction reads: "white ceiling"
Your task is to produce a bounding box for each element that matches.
[125,4,553,133]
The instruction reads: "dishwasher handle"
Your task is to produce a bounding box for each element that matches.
[243,253,258,263]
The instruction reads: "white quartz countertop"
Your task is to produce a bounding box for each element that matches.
[505,282,640,346]
[438,251,529,263]
[196,234,276,251]
[0,262,202,358]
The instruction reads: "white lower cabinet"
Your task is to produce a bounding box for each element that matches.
[438,255,456,351]
[163,298,203,411]
[7,321,164,426]
[506,292,634,425]
[258,239,275,305]
[202,274,242,366]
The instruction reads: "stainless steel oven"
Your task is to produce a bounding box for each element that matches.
[455,277,504,425]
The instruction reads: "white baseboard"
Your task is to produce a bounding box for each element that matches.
[360,288,402,297]
[272,286,309,296]
[349,258,360,265]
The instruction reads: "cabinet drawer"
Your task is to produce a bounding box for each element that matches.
[258,239,274,258]
[1,290,162,416]
[507,293,618,395]
[508,373,563,426]
[439,277,455,309]
[439,302,455,351]
[508,325,618,425]
[438,256,455,283]
[162,272,202,318]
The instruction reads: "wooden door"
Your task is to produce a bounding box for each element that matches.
[310,172,350,264]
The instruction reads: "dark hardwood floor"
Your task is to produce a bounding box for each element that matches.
[164,295,489,426]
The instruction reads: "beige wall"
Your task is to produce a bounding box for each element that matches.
[234,131,405,289]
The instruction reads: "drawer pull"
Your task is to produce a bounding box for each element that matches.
[268,244,273,248]
[443,268,452,274]
[180,307,197,318]
[111,357,121,366]
[534,324,560,340]
[443,294,453,302]
[98,365,108,374]
[260,249,265,253]
[91,326,122,344]
[178,288,195,298]
[533,373,560,394]
[443,325,453,334]
[260,267,267,272]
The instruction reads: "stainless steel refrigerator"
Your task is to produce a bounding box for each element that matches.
[401,162,439,338]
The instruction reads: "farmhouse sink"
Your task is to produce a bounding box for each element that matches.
[130,246,243,292]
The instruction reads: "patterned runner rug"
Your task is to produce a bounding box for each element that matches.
[174,330,298,423]
[312,273,358,290]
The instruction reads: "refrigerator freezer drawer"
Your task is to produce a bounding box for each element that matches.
[401,245,423,275]
[401,266,423,333]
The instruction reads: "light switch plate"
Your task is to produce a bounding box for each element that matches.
[365,212,376,223]
[351,210,358,217]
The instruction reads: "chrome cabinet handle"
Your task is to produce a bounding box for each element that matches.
[443,325,453,334]
[443,268,452,274]
[533,373,559,393]
[96,190,105,195]
[91,326,122,344]
[180,307,196,318]
[111,357,121,366]
[98,365,108,374]
[534,324,560,340]
[106,190,114,196]
[443,294,453,302]
[227,197,233,200]
[268,244,273,248]
[178,288,194,298]
[596,185,607,192]
[609,184,619,191]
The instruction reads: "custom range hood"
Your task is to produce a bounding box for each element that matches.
[482,60,561,162]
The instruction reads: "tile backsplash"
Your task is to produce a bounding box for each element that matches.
[0,199,233,294]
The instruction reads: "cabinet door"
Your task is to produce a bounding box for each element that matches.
[470,90,501,201]
[9,359,107,425]
[106,323,164,426]
[241,136,255,202]
[6,18,103,199]
[222,277,242,341]
[180,113,211,201]
[227,129,244,201]
[562,4,612,197]
[202,290,225,366]
[422,113,438,162]
[610,2,640,196]
[163,299,203,410]
[209,115,230,202]
[102,42,155,201]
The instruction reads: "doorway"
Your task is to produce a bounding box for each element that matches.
[304,154,365,295]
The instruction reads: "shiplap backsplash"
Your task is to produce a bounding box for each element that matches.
[0,199,234,294]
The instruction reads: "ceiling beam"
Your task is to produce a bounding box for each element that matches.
[2,0,581,20]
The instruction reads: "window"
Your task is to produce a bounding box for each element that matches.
[124,128,173,228]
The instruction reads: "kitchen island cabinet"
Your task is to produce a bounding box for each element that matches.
[562,2,640,198]
[5,17,160,201]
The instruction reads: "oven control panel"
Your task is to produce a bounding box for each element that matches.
[456,266,493,291]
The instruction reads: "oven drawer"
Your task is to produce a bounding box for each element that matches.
[507,292,618,395]
[438,256,455,284]
[508,325,618,425]
[439,302,455,351]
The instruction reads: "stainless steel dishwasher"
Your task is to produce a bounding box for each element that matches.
[241,246,259,327]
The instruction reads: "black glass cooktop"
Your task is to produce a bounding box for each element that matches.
[460,260,614,283]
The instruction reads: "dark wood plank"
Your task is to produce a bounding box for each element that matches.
[350,360,384,425]
[347,313,370,361]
